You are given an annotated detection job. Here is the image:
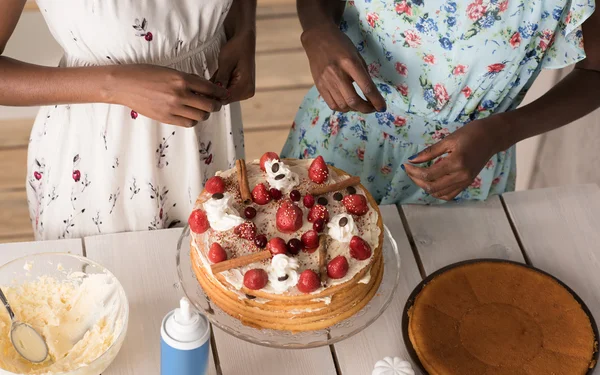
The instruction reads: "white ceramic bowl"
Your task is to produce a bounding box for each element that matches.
[0,253,129,375]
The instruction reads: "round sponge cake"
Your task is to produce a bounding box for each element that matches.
[408,261,597,375]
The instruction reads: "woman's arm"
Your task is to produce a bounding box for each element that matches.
[404,10,600,200]
[496,10,600,149]
[297,0,386,113]
[214,0,257,103]
[0,0,227,127]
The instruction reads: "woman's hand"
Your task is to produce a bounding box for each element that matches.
[110,64,228,127]
[403,117,510,201]
[212,31,256,104]
[301,23,386,114]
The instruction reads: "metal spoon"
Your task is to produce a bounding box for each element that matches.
[0,287,49,363]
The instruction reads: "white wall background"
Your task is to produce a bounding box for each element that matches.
[1,10,560,190]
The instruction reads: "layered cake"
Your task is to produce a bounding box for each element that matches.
[188,152,384,331]
[408,261,597,374]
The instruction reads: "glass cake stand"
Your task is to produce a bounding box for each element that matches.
[175,224,401,349]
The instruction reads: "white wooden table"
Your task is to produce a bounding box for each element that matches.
[2,185,599,375]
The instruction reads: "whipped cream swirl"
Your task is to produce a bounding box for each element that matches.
[264,159,299,193]
[268,254,299,292]
[327,213,357,243]
[203,193,245,231]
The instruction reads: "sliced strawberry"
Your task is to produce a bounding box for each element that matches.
[327,256,349,279]
[303,194,315,208]
[297,270,320,293]
[308,156,329,184]
[342,194,369,216]
[267,237,288,255]
[243,269,269,290]
[208,243,228,263]
[349,236,372,260]
[205,176,225,194]
[301,230,320,252]
[259,152,280,172]
[252,183,271,205]
[188,209,210,234]
[235,221,257,241]
[308,204,329,223]
[276,200,303,233]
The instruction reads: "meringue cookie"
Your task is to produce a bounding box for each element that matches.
[372,357,415,375]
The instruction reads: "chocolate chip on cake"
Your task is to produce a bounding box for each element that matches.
[275,174,285,180]
[278,275,289,282]
[339,217,348,227]
[317,197,328,206]
[346,186,357,195]
[333,192,343,201]
[212,193,224,200]
[245,294,256,300]
[271,163,280,173]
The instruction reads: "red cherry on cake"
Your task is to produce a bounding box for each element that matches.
[244,206,257,219]
[188,209,210,234]
[313,218,325,233]
[297,270,320,293]
[269,188,283,201]
[303,194,315,208]
[259,152,280,172]
[349,236,372,260]
[290,190,301,202]
[243,269,268,290]
[252,183,271,205]
[308,205,329,223]
[267,237,288,255]
[205,176,225,194]
[208,243,227,263]
[254,234,268,248]
[301,230,319,252]
[342,194,369,216]
[235,222,257,241]
[308,156,329,184]
[276,200,303,233]
[287,238,303,255]
[327,256,349,279]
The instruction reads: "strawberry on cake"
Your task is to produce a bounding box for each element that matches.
[188,152,384,331]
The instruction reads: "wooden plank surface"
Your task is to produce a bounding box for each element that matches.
[257,16,302,53]
[0,147,27,192]
[84,229,218,375]
[333,205,425,375]
[244,127,291,161]
[256,51,312,91]
[0,119,31,148]
[241,88,305,130]
[0,189,32,241]
[402,196,523,275]
[0,238,82,265]
[503,184,600,322]
[212,329,337,375]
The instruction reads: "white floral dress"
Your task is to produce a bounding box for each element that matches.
[28,0,244,240]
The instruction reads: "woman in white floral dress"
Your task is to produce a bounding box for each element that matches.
[0,0,256,239]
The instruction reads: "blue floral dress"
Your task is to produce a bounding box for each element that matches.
[281,0,595,204]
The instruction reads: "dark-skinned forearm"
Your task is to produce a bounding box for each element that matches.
[224,0,257,40]
[496,67,600,150]
[0,56,119,106]
[297,0,346,33]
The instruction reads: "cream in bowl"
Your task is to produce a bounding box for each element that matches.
[0,253,129,375]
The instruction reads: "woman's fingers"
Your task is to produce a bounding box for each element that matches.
[406,169,465,195]
[185,74,228,99]
[342,58,386,112]
[433,185,467,201]
[173,105,210,124]
[408,140,451,164]
[183,92,222,113]
[336,76,376,114]
[164,114,200,128]
[317,84,342,112]
[403,158,462,183]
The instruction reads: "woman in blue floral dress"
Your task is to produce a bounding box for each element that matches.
[281,0,600,204]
